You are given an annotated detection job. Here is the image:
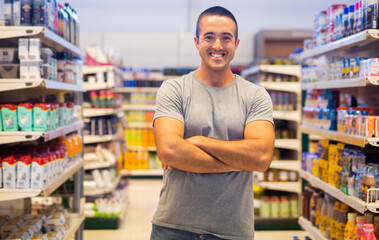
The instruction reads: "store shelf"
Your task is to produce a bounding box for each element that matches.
[82,65,122,75]
[300,125,379,148]
[298,217,328,240]
[127,122,153,128]
[275,139,301,151]
[82,82,115,91]
[84,174,121,196]
[302,77,379,90]
[122,105,156,111]
[83,135,114,144]
[0,79,85,92]
[113,87,160,93]
[83,108,122,117]
[273,111,301,122]
[241,65,301,78]
[0,26,83,56]
[121,169,163,177]
[254,179,301,194]
[64,213,85,240]
[0,121,84,144]
[84,160,117,170]
[0,159,83,201]
[255,217,301,230]
[298,29,379,60]
[300,170,379,213]
[270,160,300,172]
[260,82,301,94]
[127,146,156,152]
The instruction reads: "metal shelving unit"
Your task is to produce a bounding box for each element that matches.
[0,26,85,239]
[83,108,123,117]
[274,139,302,151]
[0,121,84,144]
[84,174,122,196]
[122,105,156,111]
[127,122,153,129]
[273,111,301,122]
[241,65,301,78]
[254,181,301,194]
[298,217,328,240]
[121,169,163,177]
[269,160,300,172]
[297,29,379,60]
[300,125,379,148]
[302,77,379,90]
[298,27,379,237]
[300,170,379,213]
[113,87,160,93]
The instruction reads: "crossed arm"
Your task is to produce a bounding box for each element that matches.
[154,117,275,173]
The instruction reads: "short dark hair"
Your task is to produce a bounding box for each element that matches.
[196,6,238,41]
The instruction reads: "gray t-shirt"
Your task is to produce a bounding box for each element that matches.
[152,71,273,240]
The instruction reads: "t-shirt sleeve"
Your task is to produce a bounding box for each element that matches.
[246,87,274,126]
[153,80,184,126]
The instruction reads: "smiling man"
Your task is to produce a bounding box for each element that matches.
[150,6,275,240]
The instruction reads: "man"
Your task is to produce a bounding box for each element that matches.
[151,6,275,240]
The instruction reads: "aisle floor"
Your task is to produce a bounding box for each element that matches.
[83,179,309,240]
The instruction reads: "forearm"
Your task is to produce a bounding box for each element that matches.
[157,137,238,173]
[188,136,274,172]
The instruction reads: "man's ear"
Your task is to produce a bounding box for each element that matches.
[194,36,199,50]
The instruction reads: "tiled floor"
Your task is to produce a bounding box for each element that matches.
[84,179,309,240]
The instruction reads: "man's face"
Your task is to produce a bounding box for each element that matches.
[194,15,240,73]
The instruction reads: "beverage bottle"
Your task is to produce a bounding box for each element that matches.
[362,224,376,240]
[336,203,349,240]
[344,212,357,240]
[330,201,341,240]
[374,216,379,240]
[315,192,324,227]
[366,167,377,203]
[320,195,331,237]
[355,217,368,240]
[365,212,374,224]
[310,190,319,225]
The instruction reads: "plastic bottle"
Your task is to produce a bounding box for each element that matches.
[315,192,324,227]
[363,224,376,240]
[320,195,330,236]
[344,212,357,240]
[374,216,379,240]
[330,201,341,240]
[336,203,349,240]
[355,217,368,240]
[366,167,377,203]
[20,0,32,26]
[310,190,318,225]
[365,212,374,224]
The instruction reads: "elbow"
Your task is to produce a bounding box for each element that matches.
[252,154,272,172]
[157,147,176,166]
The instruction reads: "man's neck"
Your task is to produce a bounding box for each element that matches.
[195,67,235,87]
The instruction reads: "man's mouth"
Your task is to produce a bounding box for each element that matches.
[209,52,226,58]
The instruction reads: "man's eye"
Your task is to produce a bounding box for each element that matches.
[223,37,232,41]
[204,36,213,40]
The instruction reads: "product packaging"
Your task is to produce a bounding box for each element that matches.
[31,156,47,188]
[16,154,31,189]
[58,103,66,127]
[20,60,30,79]
[50,103,58,130]
[17,102,33,131]
[3,155,17,189]
[2,104,18,131]
[33,103,51,131]
[0,158,3,188]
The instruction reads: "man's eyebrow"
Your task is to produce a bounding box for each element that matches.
[202,32,234,37]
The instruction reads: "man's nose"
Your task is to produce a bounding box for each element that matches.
[212,38,223,49]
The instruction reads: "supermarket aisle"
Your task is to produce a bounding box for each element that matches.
[84,179,162,240]
[84,179,308,240]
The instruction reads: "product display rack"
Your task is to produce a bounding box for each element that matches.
[0,121,84,144]
[122,105,156,111]
[242,64,302,230]
[298,217,328,240]
[300,170,379,214]
[113,87,160,93]
[302,77,379,90]
[298,27,379,240]
[297,29,379,60]
[82,65,128,230]
[0,159,83,201]
[83,174,121,196]
[0,26,85,239]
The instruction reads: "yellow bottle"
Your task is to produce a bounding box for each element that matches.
[344,212,357,240]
